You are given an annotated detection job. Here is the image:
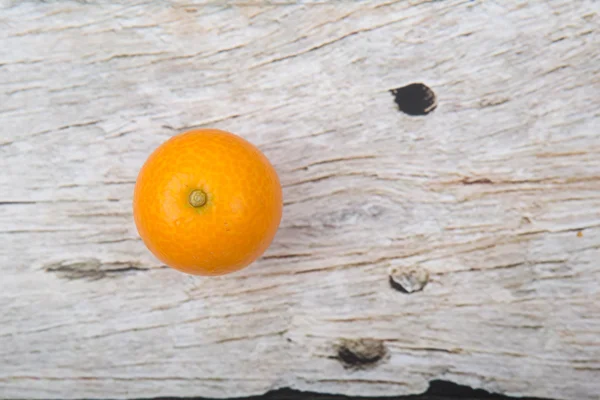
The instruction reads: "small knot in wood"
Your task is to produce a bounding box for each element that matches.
[389,265,429,293]
[336,338,387,369]
[390,83,437,116]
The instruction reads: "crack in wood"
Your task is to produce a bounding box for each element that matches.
[44,259,152,280]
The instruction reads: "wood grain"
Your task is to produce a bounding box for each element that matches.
[1,1,599,399]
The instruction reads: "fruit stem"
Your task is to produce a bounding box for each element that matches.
[189,189,207,208]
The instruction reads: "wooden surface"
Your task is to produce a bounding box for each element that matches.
[1,1,599,399]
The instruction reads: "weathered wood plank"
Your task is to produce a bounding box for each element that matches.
[1,1,599,399]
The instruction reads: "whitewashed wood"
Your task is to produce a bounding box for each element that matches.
[1,0,599,399]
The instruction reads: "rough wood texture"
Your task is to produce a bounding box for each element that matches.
[1,1,599,399]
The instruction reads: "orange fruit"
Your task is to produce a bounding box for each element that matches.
[133,129,282,276]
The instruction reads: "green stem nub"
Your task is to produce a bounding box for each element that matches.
[189,189,207,208]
